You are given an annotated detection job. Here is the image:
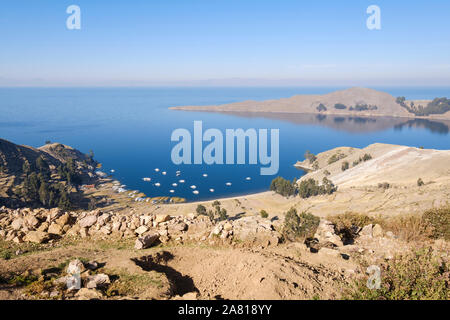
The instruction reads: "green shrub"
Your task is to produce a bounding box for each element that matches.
[196,204,207,216]
[304,150,317,163]
[417,178,424,187]
[345,248,449,300]
[422,207,450,240]
[341,161,349,171]
[328,153,347,165]
[260,210,269,219]
[378,182,390,189]
[334,103,347,109]
[282,208,320,241]
[270,177,296,197]
[298,178,337,199]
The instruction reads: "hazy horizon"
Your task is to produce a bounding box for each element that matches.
[1,0,450,87]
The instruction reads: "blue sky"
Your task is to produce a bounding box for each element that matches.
[1,0,449,86]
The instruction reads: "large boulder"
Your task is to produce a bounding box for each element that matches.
[86,274,110,289]
[79,215,98,228]
[232,216,280,246]
[313,220,344,247]
[23,231,51,244]
[155,214,171,223]
[134,232,159,250]
[48,223,63,235]
[11,218,24,231]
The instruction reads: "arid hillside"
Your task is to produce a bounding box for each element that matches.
[170,87,450,120]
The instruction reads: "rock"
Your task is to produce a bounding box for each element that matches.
[25,216,40,229]
[13,236,23,244]
[155,214,171,223]
[385,231,396,239]
[79,227,89,238]
[48,223,63,235]
[55,213,70,227]
[37,222,49,232]
[67,259,85,275]
[313,220,344,247]
[372,224,383,237]
[86,274,110,289]
[135,226,148,235]
[79,215,98,228]
[360,224,373,237]
[318,247,342,258]
[169,222,188,233]
[97,214,110,226]
[134,232,159,249]
[85,261,99,270]
[75,288,103,300]
[48,208,63,221]
[100,226,111,235]
[23,231,51,244]
[223,221,233,231]
[11,218,24,231]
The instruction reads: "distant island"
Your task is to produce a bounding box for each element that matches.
[170,87,450,120]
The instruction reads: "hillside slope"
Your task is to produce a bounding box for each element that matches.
[170,87,450,120]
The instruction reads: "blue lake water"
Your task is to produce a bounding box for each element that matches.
[1,87,449,201]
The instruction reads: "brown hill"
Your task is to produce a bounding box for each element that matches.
[170,87,450,120]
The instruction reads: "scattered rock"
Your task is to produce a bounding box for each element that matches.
[135,232,159,249]
[86,274,110,289]
[313,220,344,247]
[79,215,98,228]
[67,259,86,275]
[48,223,63,235]
[155,214,171,223]
[23,231,51,244]
[360,224,373,237]
[135,226,148,235]
[75,288,103,300]
[372,224,383,237]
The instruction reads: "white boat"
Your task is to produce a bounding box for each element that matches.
[169,190,175,193]
[155,168,160,172]
[162,171,167,175]
[209,189,215,193]
[154,183,161,187]
[110,169,115,173]
[190,185,196,189]
[202,174,208,177]
[172,183,178,187]
[142,177,151,182]
[192,190,199,195]
[245,177,251,181]
[226,182,232,186]
[179,180,185,183]
[176,170,181,176]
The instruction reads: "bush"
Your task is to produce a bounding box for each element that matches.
[345,248,449,300]
[282,208,320,241]
[334,103,347,109]
[341,161,349,171]
[304,150,317,163]
[417,178,424,187]
[298,178,337,199]
[196,204,207,216]
[270,177,296,197]
[260,210,269,218]
[328,153,347,165]
[422,207,450,240]
[378,182,390,189]
[316,103,327,112]
[381,214,433,242]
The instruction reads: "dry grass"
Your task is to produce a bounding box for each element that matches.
[380,215,433,242]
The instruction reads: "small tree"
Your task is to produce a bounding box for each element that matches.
[417,178,424,187]
[196,204,207,216]
[304,150,317,163]
[341,161,349,171]
[260,210,269,218]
